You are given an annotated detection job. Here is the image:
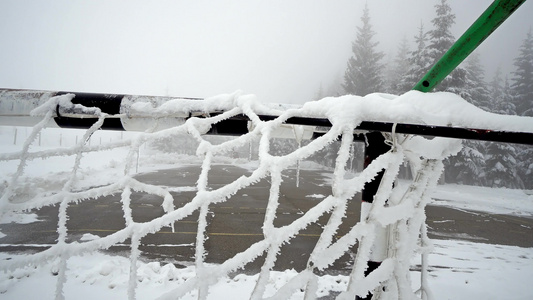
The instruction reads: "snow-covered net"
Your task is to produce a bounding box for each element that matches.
[0,91,465,299]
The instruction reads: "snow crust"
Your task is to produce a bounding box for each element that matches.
[1,91,531,299]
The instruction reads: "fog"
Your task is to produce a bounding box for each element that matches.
[0,0,531,104]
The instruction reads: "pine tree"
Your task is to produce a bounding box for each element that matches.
[442,53,492,186]
[429,0,474,184]
[502,78,517,113]
[461,53,491,111]
[485,75,524,188]
[426,0,466,94]
[489,68,505,110]
[517,144,533,189]
[427,0,455,63]
[510,30,533,188]
[485,141,523,188]
[489,69,519,115]
[444,144,485,185]
[342,4,384,96]
[387,37,411,95]
[400,22,431,92]
[511,29,533,116]
[383,55,396,94]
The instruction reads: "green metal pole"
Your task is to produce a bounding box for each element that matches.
[413,0,527,92]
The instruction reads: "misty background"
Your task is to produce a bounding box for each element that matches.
[0,0,531,103]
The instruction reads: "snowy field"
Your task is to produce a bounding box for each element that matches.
[1,125,532,299]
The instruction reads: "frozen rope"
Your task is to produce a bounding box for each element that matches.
[0,92,460,299]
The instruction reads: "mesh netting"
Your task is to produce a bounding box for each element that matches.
[0,93,461,299]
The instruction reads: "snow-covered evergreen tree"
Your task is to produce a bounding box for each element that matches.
[444,144,485,185]
[510,30,533,188]
[400,23,432,92]
[511,29,533,116]
[386,37,411,95]
[428,0,475,184]
[427,0,455,63]
[517,144,533,189]
[427,0,466,94]
[485,141,523,188]
[489,68,505,110]
[442,53,492,186]
[487,68,517,116]
[342,4,384,96]
[461,53,491,111]
[485,76,524,188]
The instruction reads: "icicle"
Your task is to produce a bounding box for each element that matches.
[292,125,304,188]
[296,151,301,188]
[249,140,253,161]
[349,142,355,172]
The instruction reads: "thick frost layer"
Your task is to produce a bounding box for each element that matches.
[0,91,470,299]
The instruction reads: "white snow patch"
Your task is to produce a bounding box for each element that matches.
[0,212,39,224]
[431,184,533,217]
[0,240,531,299]
[412,240,533,300]
[306,194,325,199]
[80,233,100,242]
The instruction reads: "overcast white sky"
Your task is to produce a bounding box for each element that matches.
[0,0,531,104]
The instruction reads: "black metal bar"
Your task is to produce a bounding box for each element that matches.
[54,92,125,130]
[1,89,532,145]
[254,115,533,145]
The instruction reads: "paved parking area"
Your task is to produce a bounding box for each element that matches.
[1,165,531,273]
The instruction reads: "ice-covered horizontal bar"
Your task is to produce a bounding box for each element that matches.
[1,89,532,145]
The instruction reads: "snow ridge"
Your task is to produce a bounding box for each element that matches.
[0,92,461,299]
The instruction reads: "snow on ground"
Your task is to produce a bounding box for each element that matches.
[431,184,533,217]
[0,241,531,300]
[412,240,533,300]
[1,126,532,299]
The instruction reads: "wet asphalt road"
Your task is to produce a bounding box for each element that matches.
[1,165,531,273]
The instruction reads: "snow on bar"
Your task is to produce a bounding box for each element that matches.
[1,89,533,144]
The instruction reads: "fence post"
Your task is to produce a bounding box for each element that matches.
[357,132,391,300]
